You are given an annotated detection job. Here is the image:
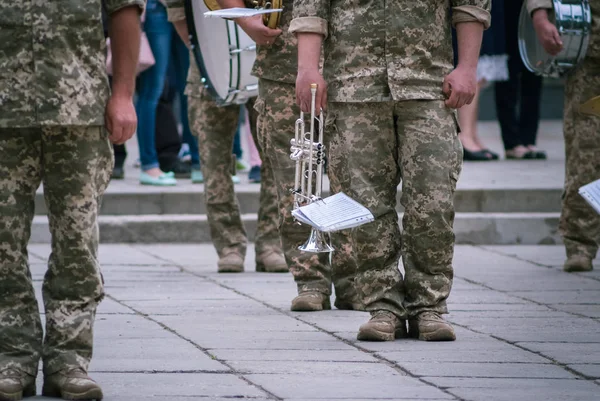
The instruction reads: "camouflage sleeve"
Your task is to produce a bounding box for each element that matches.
[105,0,146,14]
[451,0,491,30]
[526,0,553,15]
[165,0,186,21]
[288,0,329,38]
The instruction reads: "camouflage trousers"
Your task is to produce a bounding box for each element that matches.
[0,126,110,377]
[326,100,462,319]
[254,79,358,300]
[187,89,282,261]
[561,42,600,260]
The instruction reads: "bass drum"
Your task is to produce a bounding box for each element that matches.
[184,0,258,106]
[518,0,591,78]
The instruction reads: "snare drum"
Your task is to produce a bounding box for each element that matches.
[518,0,592,78]
[185,0,259,106]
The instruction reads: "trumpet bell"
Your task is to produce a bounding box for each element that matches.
[298,228,334,253]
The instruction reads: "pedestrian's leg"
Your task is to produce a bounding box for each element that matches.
[0,128,43,399]
[188,80,248,272]
[560,55,600,271]
[395,100,462,342]
[246,98,287,272]
[40,126,112,399]
[255,80,333,310]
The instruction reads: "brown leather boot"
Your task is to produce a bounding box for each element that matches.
[357,311,407,341]
[291,292,331,311]
[0,369,36,401]
[256,250,288,272]
[217,251,244,273]
[42,368,102,400]
[564,255,593,272]
[408,311,456,341]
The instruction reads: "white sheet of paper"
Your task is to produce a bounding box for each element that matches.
[579,178,600,215]
[204,8,283,19]
[292,192,374,232]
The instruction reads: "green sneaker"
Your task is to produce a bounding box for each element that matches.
[191,169,204,183]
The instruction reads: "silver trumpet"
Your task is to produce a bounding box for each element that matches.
[289,83,334,253]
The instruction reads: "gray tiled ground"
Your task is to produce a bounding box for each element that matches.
[25,244,599,400]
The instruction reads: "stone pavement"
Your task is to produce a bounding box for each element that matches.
[25,243,599,401]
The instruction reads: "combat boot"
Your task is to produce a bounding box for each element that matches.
[408,311,456,341]
[42,368,102,400]
[217,250,244,273]
[357,310,407,341]
[291,291,331,311]
[256,250,288,272]
[0,369,36,401]
[564,255,593,272]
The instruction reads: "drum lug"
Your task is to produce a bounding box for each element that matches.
[230,45,257,55]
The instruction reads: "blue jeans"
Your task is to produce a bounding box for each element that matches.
[135,0,199,171]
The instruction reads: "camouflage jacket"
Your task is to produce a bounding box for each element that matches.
[0,0,145,128]
[527,0,600,59]
[166,0,298,86]
[289,0,491,103]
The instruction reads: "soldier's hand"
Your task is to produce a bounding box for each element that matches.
[442,66,477,109]
[532,10,563,56]
[237,15,281,46]
[296,68,327,113]
[105,95,137,145]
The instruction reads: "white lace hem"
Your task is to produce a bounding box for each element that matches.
[477,54,509,82]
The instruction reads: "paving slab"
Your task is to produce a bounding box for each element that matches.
[379,348,548,364]
[425,377,600,401]
[228,361,400,376]
[516,342,600,365]
[567,364,600,379]
[67,372,267,399]
[211,349,379,363]
[245,374,454,400]
[399,362,575,379]
[89,338,229,372]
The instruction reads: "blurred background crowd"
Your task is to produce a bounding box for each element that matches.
[105,0,550,186]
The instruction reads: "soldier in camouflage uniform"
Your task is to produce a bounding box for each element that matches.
[212,0,363,311]
[166,1,288,274]
[290,0,490,341]
[527,0,599,272]
[0,1,144,399]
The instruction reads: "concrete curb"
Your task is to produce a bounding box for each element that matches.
[30,213,562,245]
[34,188,563,215]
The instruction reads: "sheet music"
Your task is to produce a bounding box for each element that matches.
[204,8,283,19]
[579,178,600,215]
[292,192,374,232]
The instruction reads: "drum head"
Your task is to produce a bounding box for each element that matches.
[518,1,555,76]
